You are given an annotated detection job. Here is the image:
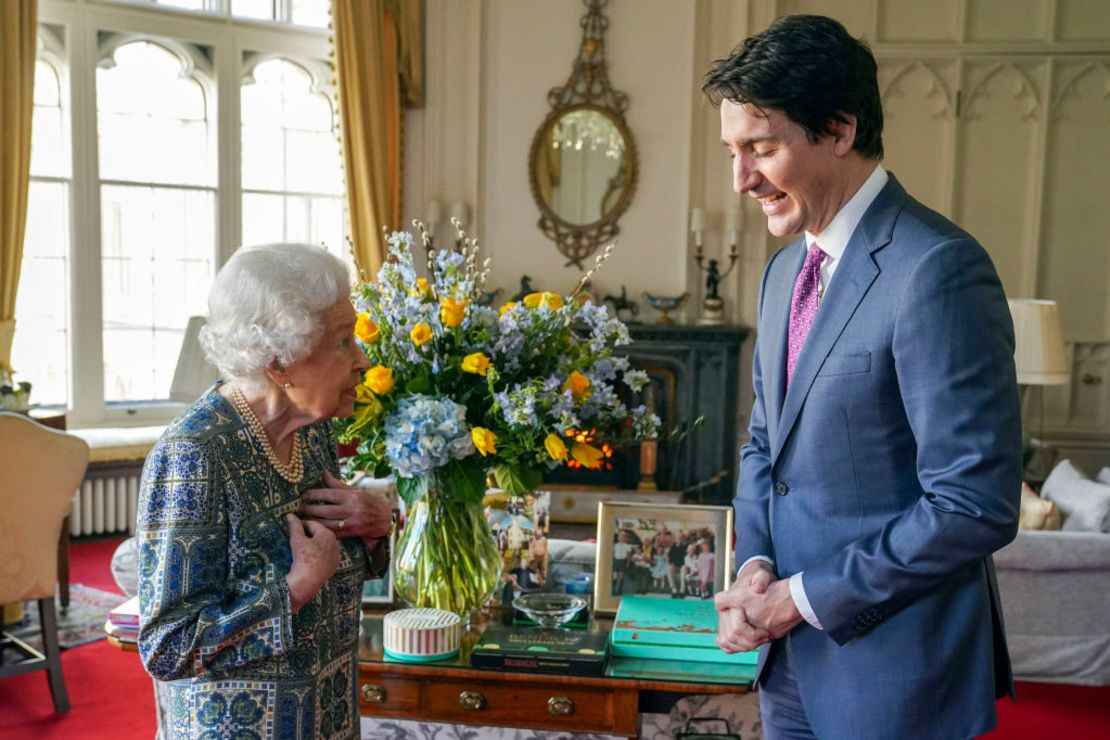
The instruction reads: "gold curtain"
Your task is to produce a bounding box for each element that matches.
[333,0,423,280]
[0,0,37,371]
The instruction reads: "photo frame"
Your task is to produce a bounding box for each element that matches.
[353,475,399,606]
[360,525,397,606]
[593,501,733,615]
[484,489,551,596]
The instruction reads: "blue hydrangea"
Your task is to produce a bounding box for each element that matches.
[384,394,475,478]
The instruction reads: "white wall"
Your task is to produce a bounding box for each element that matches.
[407,0,697,310]
[407,0,1110,460]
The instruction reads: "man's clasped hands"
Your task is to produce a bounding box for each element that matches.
[715,560,807,653]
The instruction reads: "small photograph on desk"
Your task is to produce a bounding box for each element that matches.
[484,489,551,595]
[594,501,733,615]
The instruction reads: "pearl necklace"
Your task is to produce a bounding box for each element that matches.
[229,384,304,484]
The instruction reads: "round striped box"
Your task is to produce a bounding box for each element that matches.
[383,608,462,662]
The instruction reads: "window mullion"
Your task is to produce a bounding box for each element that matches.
[67,11,107,426]
[218,28,242,267]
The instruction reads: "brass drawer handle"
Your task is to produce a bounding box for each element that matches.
[361,683,387,703]
[459,690,486,711]
[548,695,575,716]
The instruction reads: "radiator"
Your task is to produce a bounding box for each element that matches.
[70,471,140,537]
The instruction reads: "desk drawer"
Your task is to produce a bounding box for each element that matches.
[358,672,421,713]
[424,678,617,731]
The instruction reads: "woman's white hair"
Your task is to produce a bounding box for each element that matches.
[199,243,350,390]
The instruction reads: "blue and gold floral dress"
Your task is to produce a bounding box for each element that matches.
[137,387,370,739]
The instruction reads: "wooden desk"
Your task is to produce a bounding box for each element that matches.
[357,611,752,738]
[105,608,753,737]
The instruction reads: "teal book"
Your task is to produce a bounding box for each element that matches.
[470,623,609,676]
[611,595,758,665]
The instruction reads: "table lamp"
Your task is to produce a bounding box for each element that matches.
[1008,299,1069,481]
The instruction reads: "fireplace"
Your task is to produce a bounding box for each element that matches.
[542,323,748,505]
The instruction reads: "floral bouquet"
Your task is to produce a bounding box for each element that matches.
[335,224,659,617]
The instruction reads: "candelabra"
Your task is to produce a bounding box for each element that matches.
[689,206,740,325]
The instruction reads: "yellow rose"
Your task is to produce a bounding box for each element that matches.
[563,370,591,401]
[499,301,517,317]
[410,322,433,346]
[364,365,394,395]
[461,352,492,376]
[409,277,431,298]
[471,427,497,457]
[544,433,568,462]
[354,313,380,343]
[523,291,565,310]
[439,296,468,328]
[571,442,604,470]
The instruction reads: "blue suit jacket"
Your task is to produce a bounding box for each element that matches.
[737,174,1022,739]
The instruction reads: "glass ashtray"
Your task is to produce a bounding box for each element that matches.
[512,592,587,628]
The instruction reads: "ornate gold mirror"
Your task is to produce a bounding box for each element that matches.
[528,0,637,268]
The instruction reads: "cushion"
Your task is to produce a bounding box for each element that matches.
[1097,467,1110,486]
[1018,482,1062,531]
[1040,460,1110,533]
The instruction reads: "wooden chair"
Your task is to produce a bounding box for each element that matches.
[0,412,90,713]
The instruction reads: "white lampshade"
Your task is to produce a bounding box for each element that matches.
[170,316,219,402]
[1008,299,1068,386]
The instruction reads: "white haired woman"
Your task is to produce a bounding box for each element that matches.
[136,243,390,740]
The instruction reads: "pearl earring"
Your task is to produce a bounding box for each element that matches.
[283,381,292,389]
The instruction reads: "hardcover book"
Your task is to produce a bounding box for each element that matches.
[470,623,609,676]
[611,595,758,665]
[109,595,140,627]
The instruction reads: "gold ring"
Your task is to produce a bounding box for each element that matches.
[337,519,345,530]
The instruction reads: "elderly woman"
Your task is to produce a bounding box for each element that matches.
[137,243,391,740]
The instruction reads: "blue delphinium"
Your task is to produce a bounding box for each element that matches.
[384,394,475,478]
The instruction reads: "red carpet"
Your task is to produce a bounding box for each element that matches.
[2,538,1109,738]
[0,537,155,740]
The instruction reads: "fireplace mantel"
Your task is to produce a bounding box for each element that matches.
[624,323,749,506]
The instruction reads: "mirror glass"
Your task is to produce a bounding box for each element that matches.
[533,107,629,226]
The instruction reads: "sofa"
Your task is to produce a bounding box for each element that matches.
[994,530,1110,685]
[992,458,1110,686]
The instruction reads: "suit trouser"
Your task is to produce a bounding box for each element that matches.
[760,638,818,740]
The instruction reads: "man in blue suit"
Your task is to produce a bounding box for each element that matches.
[705,15,1022,739]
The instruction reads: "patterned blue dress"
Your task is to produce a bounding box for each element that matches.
[137,388,370,739]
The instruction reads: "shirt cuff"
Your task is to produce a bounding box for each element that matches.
[738,555,774,576]
[789,572,823,630]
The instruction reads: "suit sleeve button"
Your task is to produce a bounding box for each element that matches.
[774,482,789,496]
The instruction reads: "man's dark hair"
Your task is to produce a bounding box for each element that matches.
[702,14,883,160]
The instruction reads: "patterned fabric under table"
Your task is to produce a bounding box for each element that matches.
[136,387,371,739]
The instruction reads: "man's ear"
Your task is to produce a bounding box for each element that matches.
[829,114,858,156]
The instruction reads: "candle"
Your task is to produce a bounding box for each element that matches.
[690,207,704,248]
[689,207,704,233]
[450,202,468,227]
[426,200,442,225]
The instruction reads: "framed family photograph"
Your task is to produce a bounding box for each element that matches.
[484,488,551,595]
[360,526,397,606]
[593,501,733,615]
[353,475,399,606]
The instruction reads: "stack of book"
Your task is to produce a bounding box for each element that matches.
[106,595,140,643]
[470,623,609,676]
[610,595,758,665]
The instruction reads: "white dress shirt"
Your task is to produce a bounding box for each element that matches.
[740,164,889,631]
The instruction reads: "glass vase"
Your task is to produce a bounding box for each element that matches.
[392,487,502,622]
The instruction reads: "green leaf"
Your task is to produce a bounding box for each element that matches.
[440,458,488,506]
[490,464,542,496]
[396,476,428,507]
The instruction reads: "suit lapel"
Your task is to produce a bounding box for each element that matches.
[771,176,907,461]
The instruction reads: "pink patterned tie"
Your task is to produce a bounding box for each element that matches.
[786,243,826,386]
